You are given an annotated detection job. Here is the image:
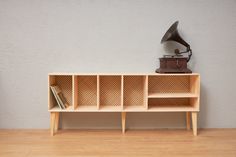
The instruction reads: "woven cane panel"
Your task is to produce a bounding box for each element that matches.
[77,76,97,106]
[148,75,190,93]
[55,76,72,106]
[100,76,121,107]
[148,98,190,107]
[124,76,145,106]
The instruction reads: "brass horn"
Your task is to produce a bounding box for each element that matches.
[161,21,192,62]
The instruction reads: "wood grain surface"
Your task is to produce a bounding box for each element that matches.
[0,129,235,157]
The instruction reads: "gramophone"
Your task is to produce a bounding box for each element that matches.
[156,21,192,73]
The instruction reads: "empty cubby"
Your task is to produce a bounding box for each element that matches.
[148,98,198,111]
[75,75,98,110]
[99,75,122,110]
[148,75,199,96]
[123,75,147,110]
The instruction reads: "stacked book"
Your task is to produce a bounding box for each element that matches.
[50,85,69,109]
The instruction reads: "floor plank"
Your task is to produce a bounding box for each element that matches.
[0,129,235,157]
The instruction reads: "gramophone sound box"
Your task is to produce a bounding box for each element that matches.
[156,56,191,73]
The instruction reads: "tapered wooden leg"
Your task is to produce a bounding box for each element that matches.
[50,112,56,136]
[55,113,60,132]
[121,112,126,134]
[191,112,197,136]
[186,112,191,130]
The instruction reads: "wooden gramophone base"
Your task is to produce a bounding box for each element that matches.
[156,68,192,73]
[156,57,192,73]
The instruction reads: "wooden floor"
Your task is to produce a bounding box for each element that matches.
[0,129,236,157]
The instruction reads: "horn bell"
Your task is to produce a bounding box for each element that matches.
[161,21,190,48]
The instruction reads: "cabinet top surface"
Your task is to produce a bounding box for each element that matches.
[48,73,200,76]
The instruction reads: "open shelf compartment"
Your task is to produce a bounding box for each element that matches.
[148,74,200,98]
[49,75,73,111]
[123,75,147,111]
[75,75,98,111]
[148,98,199,112]
[99,75,122,111]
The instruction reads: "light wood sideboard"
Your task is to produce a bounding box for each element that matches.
[48,73,200,136]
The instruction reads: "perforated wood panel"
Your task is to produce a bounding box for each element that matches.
[123,76,145,106]
[55,76,72,107]
[48,73,199,112]
[100,76,121,107]
[77,76,97,106]
[148,75,190,93]
[148,98,191,108]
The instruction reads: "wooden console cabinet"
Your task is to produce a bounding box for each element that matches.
[48,73,200,136]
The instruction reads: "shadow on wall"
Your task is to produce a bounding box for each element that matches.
[161,39,197,72]
[60,112,187,129]
[163,41,184,56]
[199,82,209,128]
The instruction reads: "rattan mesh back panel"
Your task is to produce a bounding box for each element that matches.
[148,75,190,93]
[56,76,72,106]
[77,76,97,106]
[124,76,145,106]
[149,98,190,107]
[100,76,121,107]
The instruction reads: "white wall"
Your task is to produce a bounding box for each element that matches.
[0,0,236,129]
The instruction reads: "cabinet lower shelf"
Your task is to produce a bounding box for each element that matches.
[148,93,198,98]
[49,105,198,112]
